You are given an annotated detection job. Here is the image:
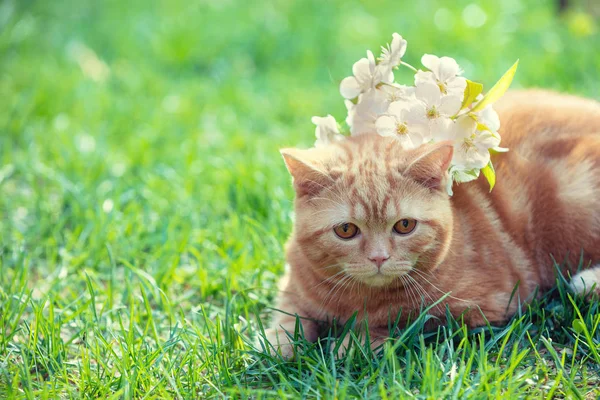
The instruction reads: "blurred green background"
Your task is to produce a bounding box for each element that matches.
[1,0,599,396]
[2,0,599,291]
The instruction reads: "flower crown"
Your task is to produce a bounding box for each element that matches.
[312,33,518,195]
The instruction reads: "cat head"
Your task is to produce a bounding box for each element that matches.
[282,134,454,287]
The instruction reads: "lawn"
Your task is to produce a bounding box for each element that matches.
[1,0,600,398]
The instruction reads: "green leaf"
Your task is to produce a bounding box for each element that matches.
[471,60,519,112]
[481,161,496,192]
[572,319,586,334]
[460,79,483,110]
[476,122,490,132]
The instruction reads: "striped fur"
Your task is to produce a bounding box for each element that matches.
[266,90,600,358]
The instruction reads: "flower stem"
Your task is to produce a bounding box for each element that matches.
[400,61,418,72]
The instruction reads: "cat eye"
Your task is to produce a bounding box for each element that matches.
[334,223,359,239]
[393,219,417,235]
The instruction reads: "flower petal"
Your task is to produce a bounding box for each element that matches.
[437,56,461,81]
[313,115,344,148]
[352,57,372,85]
[390,33,407,59]
[438,94,462,116]
[414,70,437,87]
[446,76,467,97]
[377,64,394,84]
[421,54,441,77]
[397,132,422,150]
[312,114,339,134]
[451,166,480,183]
[344,99,356,126]
[415,82,441,106]
[379,33,407,67]
[340,76,362,99]
[450,115,477,140]
[349,89,389,135]
[475,132,501,149]
[375,115,398,137]
[405,102,427,124]
[430,117,453,142]
[477,106,500,132]
[452,143,490,170]
[387,100,412,119]
[409,128,427,145]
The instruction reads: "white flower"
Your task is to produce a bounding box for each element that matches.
[379,83,415,103]
[312,115,344,148]
[378,33,407,69]
[375,100,428,149]
[474,104,500,132]
[344,99,356,128]
[449,115,500,170]
[415,81,462,139]
[340,50,392,99]
[415,54,467,98]
[346,88,390,135]
[416,82,462,119]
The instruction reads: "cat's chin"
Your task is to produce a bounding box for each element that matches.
[357,274,398,287]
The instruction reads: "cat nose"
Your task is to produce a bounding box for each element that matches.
[369,255,390,269]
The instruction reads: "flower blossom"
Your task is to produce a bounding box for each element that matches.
[375,100,428,149]
[340,51,393,99]
[378,33,407,70]
[312,115,344,148]
[313,32,514,196]
[415,81,462,138]
[379,83,415,103]
[415,54,467,98]
[449,115,500,170]
[346,88,390,135]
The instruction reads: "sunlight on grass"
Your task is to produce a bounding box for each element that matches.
[1,0,599,397]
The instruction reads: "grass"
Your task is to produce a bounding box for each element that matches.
[1,0,600,397]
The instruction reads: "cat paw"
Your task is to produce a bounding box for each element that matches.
[569,266,600,296]
[263,328,295,360]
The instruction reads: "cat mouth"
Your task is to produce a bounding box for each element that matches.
[342,262,414,286]
[359,273,397,287]
[348,267,413,286]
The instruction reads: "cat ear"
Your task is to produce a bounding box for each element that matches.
[404,141,454,191]
[280,148,332,197]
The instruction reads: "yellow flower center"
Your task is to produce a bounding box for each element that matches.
[396,123,408,135]
[426,106,439,119]
[461,137,476,153]
[388,92,400,102]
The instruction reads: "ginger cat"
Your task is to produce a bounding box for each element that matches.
[266,90,600,358]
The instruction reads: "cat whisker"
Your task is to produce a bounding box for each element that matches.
[337,275,359,310]
[410,268,469,303]
[320,274,353,310]
[404,274,428,316]
[405,274,443,314]
[314,270,346,290]
[398,275,417,315]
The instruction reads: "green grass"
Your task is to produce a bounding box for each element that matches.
[1,0,600,397]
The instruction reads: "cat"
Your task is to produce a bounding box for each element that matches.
[265,90,600,359]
